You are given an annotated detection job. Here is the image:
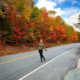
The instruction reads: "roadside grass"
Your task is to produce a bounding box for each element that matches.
[0,45,35,56]
[0,42,74,57]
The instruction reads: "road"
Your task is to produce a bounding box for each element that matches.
[0,43,80,80]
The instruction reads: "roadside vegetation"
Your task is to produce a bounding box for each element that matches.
[0,0,80,56]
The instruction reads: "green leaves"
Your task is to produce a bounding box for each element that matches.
[0,0,79,45]
[66,26,74,36]
[28,28,34,32]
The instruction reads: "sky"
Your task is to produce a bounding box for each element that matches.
[34,0,80,31]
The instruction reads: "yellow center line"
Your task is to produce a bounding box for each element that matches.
[0,54,34,65]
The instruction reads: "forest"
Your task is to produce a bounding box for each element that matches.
[0,0,80,56]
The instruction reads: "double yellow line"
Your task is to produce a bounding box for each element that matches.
[0,54,34,65]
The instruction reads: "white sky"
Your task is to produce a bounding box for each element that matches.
[35,0,80,31]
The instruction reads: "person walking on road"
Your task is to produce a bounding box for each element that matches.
[38,39,47,62]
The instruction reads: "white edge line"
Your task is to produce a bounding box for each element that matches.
[18,49,74,80]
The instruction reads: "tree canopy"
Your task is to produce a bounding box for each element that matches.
[0,0,79,45]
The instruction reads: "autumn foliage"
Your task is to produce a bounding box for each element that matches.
[0,0,79,47]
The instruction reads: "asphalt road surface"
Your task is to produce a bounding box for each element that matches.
[0,43,80,80]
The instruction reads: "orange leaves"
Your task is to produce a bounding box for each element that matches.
[51,32,57,42]
[71,31,78,41]
[0,0,79,45]
[56,26,65,33]
[43,10,48,18]
[23,23,29,30]
[42,8,48,18]
[50,25,68,42]
[41,8,48,22]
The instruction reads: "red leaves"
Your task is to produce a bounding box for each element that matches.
[4,4,28,42]
[7,7,17,24]
[14,28,20,33]
[23,23,29,30]
[51,32,57,42]
[1,2,79,45]
[43,11,48,17]
[56,26,65,34]
[42,8,48,19]
[50,25,67,42]
[13,27,26,41]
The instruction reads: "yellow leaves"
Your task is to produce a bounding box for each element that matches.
[0,10,3,16]
[21,7,32,21]
[13,0,34,11]
[12,0,33,21]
